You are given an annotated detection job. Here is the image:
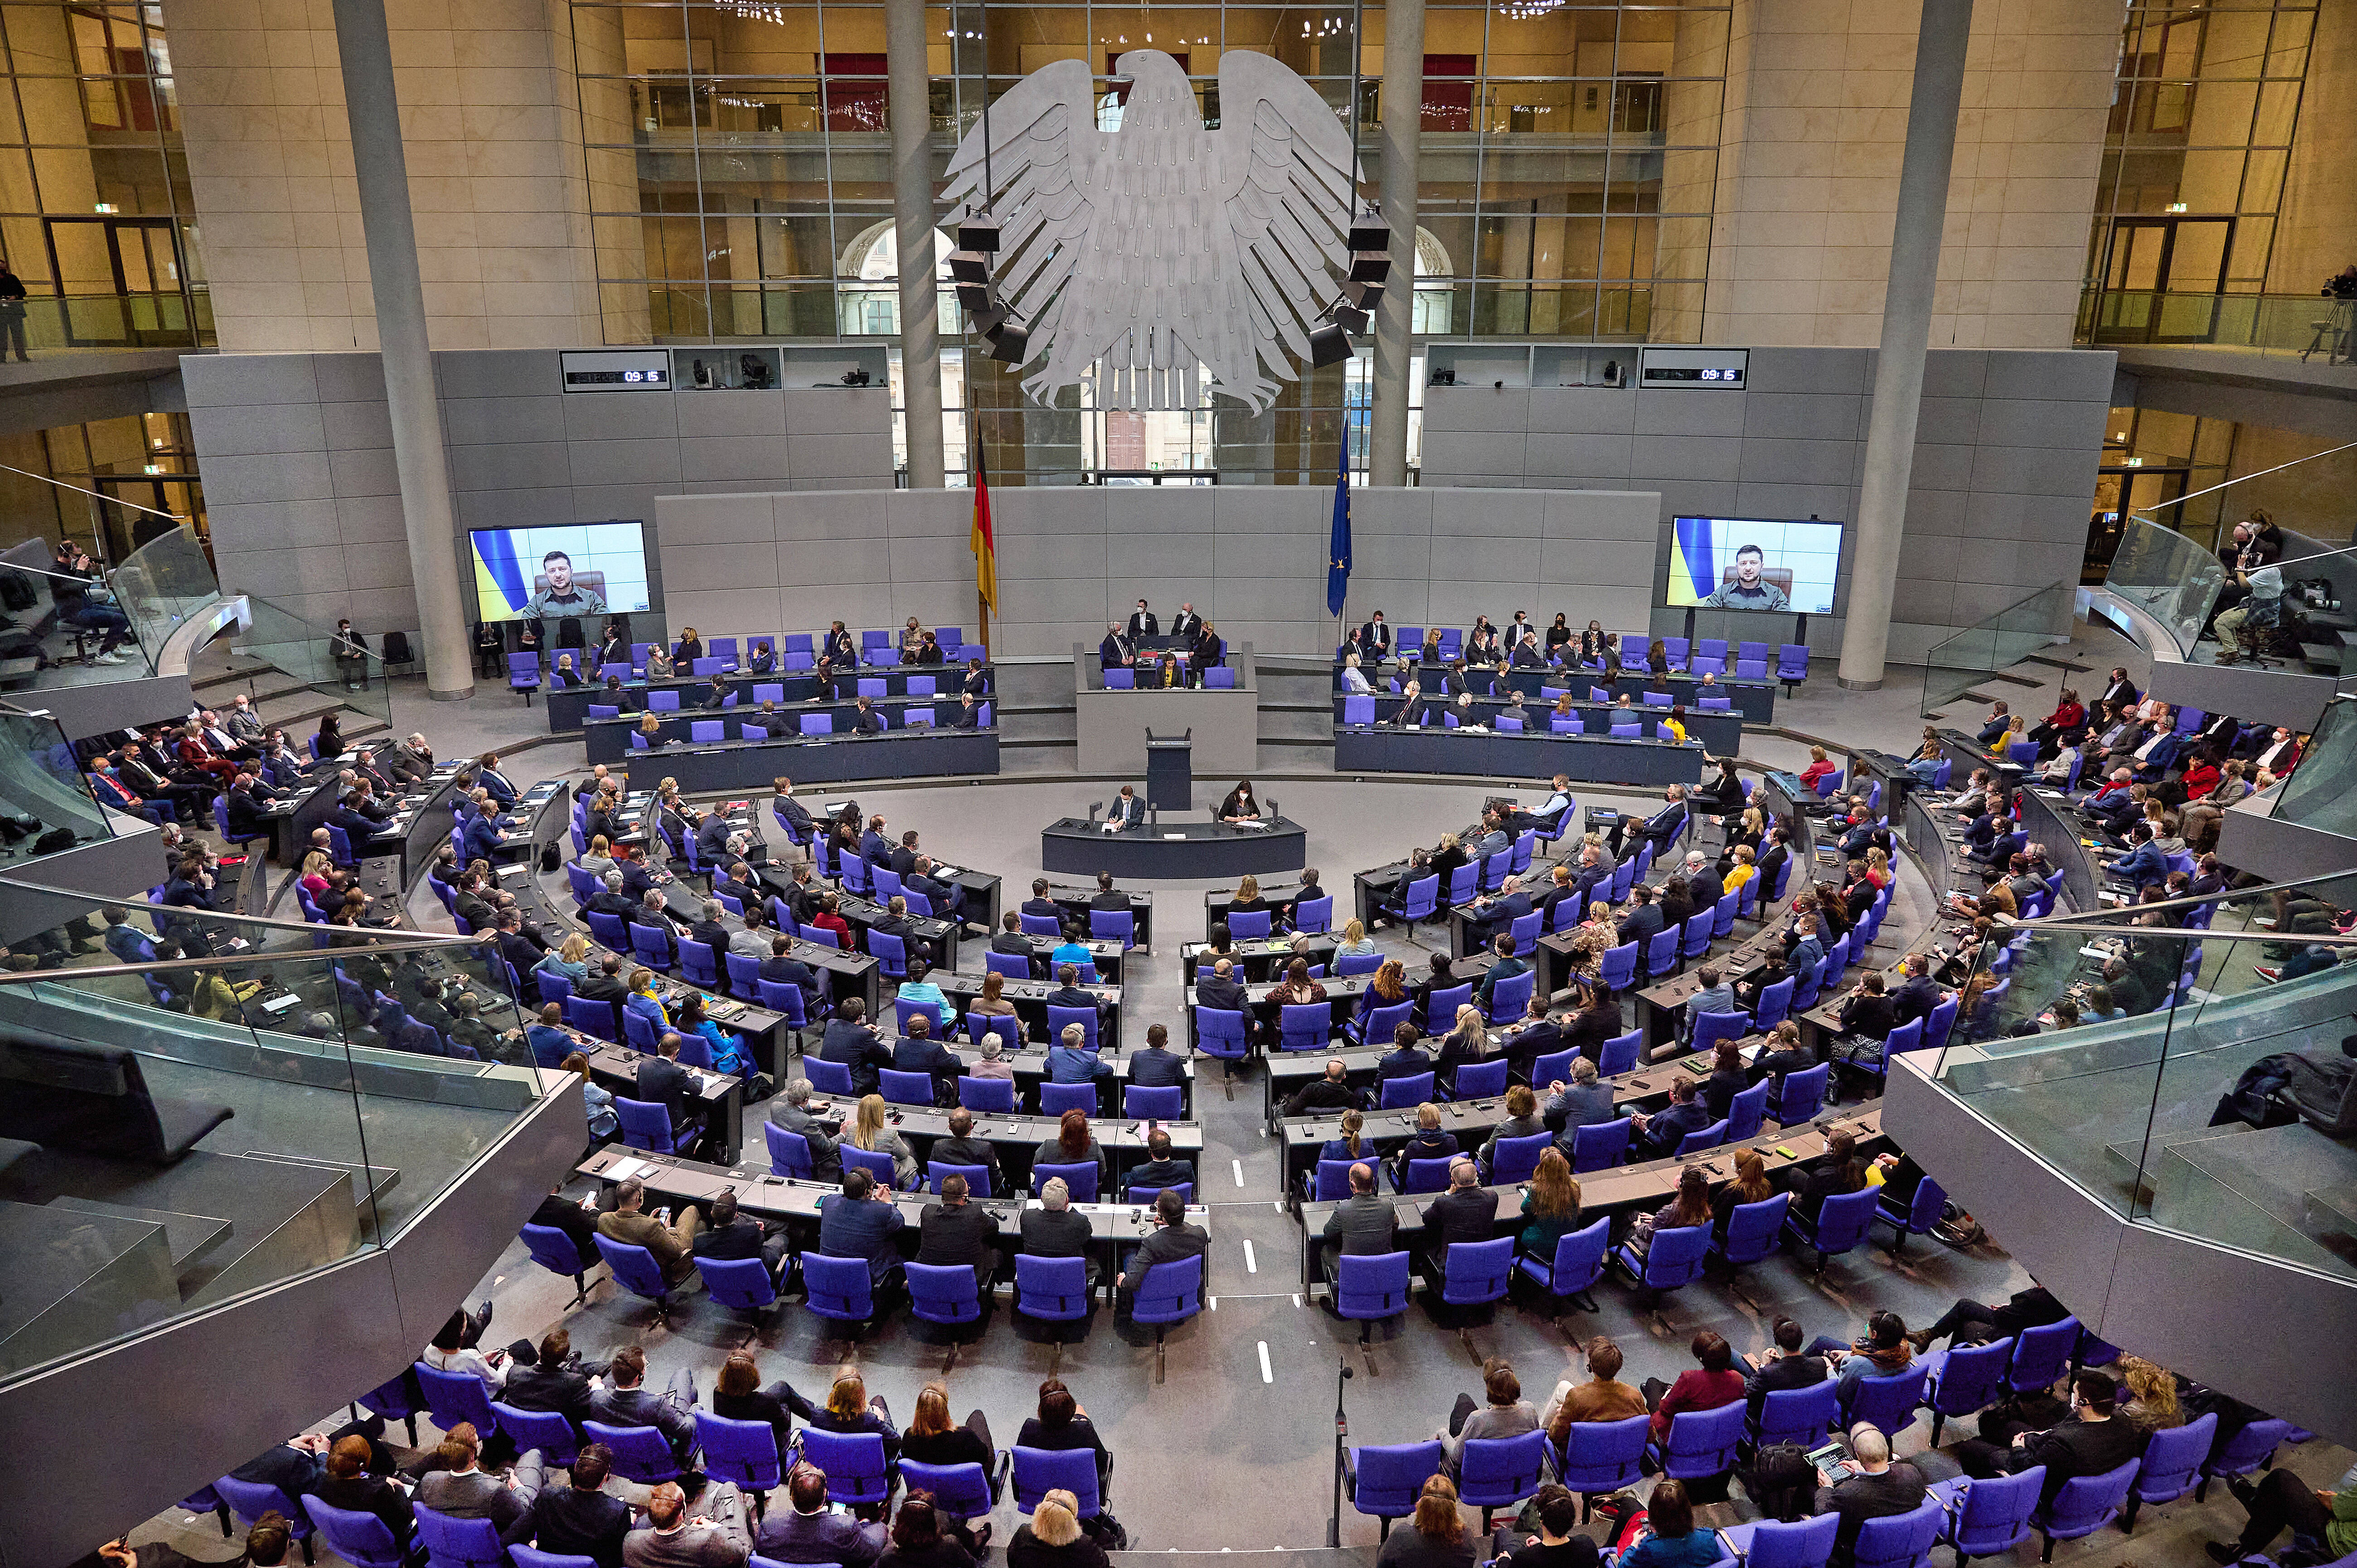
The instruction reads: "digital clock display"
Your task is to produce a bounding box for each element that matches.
[1649,366,1743,383]
[565,368,669,386]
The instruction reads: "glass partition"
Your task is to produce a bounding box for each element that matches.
[1919,581,2078,719]
[0,878,545,1384]
[112,524,225,657]
[2100,515,2227,659]
[2271,696,2357,837]
[0,706,115,861]
[238,594,394,731]
[1926,870,2357,1282]
[0,556,166,688]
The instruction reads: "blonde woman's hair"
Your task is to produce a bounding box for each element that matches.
[589,833,611,855]
[1809,745,1828,762]
[301,849,331,878]
[1237,874,1261,900]
[1032,1490,1084,1548]
[854,1093,888,1150]
[630,968,655,990]
[560,934,590,964]
[1343,917,1366,944]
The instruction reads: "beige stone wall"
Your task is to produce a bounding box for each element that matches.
[2267,1,2357,296]
[1702,0,2117,349]
[170,0,604,352]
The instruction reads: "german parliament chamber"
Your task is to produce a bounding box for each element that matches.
[1,3,2354,1568]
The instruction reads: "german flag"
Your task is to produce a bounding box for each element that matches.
[970,443,999,616]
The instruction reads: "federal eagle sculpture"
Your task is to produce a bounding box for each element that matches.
[943,48,1364,414]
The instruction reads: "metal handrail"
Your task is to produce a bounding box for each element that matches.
[0,934,499,986]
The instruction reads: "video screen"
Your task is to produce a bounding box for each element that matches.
[470,522,650,624]
[1665,518,1844,616]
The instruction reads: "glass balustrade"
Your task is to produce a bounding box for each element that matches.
[1918,581,2078,719]
[2100,515,2228,660]
[0,706,115,866]
[2081,287,2357,364]
[0,879,548,1384]
[237,594,394,731]
[1925,870,2357,1282]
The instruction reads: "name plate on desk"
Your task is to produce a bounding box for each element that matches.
[1164,833,1186,840]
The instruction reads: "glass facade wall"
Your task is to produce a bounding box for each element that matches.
[0,3,209,351]
[2081,1,2315,346]
[568,0,1726,483]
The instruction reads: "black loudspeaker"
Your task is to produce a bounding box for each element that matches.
[1333,305,1370,335]
[958,218,1001,252]
[988,322,1030,363]
[1308,322,1353,366]
[948,249,991,283]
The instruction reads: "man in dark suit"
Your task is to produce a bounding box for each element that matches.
[1815,1424,1929,1567]
[890,1014,961,1102]
[1127,1127,1194,1192]
[1355,611,1391,663]
[1128,1021,1188,1087]
[1001,1177,1096,1295]
[1467,876,1535,949]
[714,862,764,913]
[888,830,921,879]
[1509,631,1546,668]
[492,911,545,995]
[635,1034,705,1143]
[990,911,1043,977]
[1472,933,1529,1013]
[691,1188,790,1277]
[529,1184,601,1264]
[1106,787,1145,830]
[928,1107,1006,1197]
[1976,701,2013,745]
[223,774,272,840]
[1020,879,1061,919]
[1955,1370,2143,1510]
[819,997,892,1094]
[1044,962,1102,1017]
[771,778,815,848]
[524,1444,634,1568]
[329,791,383,846]
[916,1174,1000,1294]
[1615,884,1665,947]
[1617,785,1688,857]
[693,807,735,867]
[588,1345,699,1466]
[462,799,505,861]
[1741,1316,1828,1425]
[1756,829,1792,904]
[1630,1074,1712,1158]
[1116,1187,1208,1316]
[850,694,886,735]
[1125,600,1159,640]
[1196,956,1252,1037]
[1889,953,1942,1025]
[1414,1157,1499,1289]
[1378,1021,1432,1079]
[906,857,960,920]
[1319,1162,1397,1283]
[758,935,822,1011]
[1098,624,1133,671]
[685,900,731,957]
[577,954,630,1005]
[755,1462,886,1568]
[816,1167,905,1286]
[949,692,983,728]
[871,894,938,968]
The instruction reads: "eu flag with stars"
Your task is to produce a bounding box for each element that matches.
[1326,436,1351,618]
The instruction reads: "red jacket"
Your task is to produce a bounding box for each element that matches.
[2179,760,2221,798]
[1649,1366,1746,1440]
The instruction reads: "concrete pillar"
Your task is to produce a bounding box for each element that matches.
[328,0,470,699]
[1368,0,1425,488]
[1839,0,1973,691]
[888,0,945,489]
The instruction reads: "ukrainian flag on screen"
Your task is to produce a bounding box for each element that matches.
[472,532,529,615]
[1672,517,1716,601]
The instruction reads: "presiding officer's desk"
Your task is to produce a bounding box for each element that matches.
[547,664,987,732]
[1273,1040,1766,1192]
[576,1146,1204,1307]
[1292,1103,1882,1290]
[1041,817,1307,879]
[1334,693,1742,756]
[1335,725,1705,788]
[589,705,994,765]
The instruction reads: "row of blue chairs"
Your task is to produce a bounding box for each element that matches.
[1343,1330,2294,1550]
[522,1220,1203,1353]
[615,704,993,741]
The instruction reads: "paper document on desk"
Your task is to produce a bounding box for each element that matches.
[257,992,301,1014]
[607,1157,650,1181]
[1232,819,1270,830]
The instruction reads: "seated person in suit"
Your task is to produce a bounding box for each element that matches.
[1129,1021,1188,1088]
[1126,1127,1195,1195]
[1319,1161,1397,1284]
[1629,1074,1712,1158]
[1115,1186,1209,1319]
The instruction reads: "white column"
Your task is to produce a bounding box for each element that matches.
[1839,0,1973,691]
[888,0,945,488]
[330,0,473,697]
[1368,0,1425,488]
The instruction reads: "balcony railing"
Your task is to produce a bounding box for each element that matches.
[1927,871,2357,1283]
[2079,285,2357,363]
